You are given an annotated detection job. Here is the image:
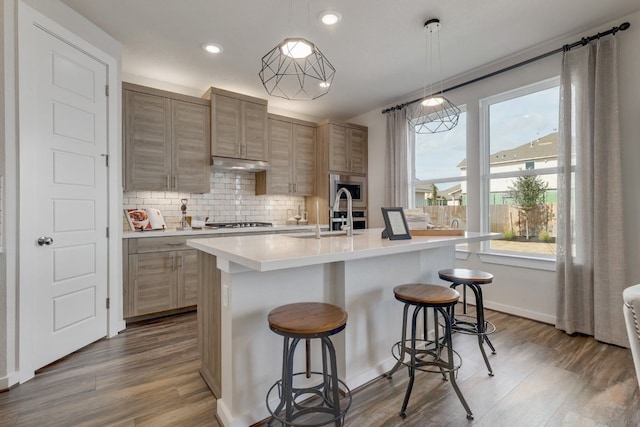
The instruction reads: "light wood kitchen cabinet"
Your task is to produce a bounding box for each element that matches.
[255,114,316,196]
[123,236,199,319]
[123,83,211,193]
[198,251,221,398]
[308,120,368,226]
[203,87,268,161]
[319,121,368,175]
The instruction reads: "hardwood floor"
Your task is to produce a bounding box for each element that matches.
[0,313,218,427]
[1,309,638,426]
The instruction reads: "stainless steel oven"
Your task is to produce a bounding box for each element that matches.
[331,209,367,231]
[329,174,367,209]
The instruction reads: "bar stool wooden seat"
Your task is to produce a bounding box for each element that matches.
[438,268,497,376]
[266,302,351,427]
[386,284,473,420]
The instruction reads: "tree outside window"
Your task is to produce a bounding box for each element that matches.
[507,175,549,240]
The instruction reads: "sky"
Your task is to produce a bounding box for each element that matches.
[415,85,559,181]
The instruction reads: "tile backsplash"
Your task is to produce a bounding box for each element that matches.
[123,171,306,230]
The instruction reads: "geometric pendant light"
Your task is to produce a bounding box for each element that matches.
[259,37,336,100]
[407,19,460,133]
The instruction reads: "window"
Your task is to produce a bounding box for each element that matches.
[413,108,467,232]
[480,78,559,257]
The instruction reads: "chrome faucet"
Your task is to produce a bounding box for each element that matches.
[333,188,353,236]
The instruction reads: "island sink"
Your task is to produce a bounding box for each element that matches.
[287,230,364,239]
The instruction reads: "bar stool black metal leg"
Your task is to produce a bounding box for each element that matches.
[285,338,301,421]
[269,336,291,424]
[438,307,473,420]
[462,283,468,314]
[485,335,497,354]
[322,336,343,427]
[400,306,421,418]
[468,284,493,376]
[475,285,497,355]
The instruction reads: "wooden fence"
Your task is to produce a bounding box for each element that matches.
[422,203,557,237]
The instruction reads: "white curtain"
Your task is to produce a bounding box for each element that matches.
[555,37,628,347]
[385,108,414,207]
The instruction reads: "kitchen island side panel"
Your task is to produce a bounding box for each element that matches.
[341,246,454,388]
[197,251,221,398]
[219,262,332,427]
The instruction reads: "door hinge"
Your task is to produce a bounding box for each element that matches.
[101,153,109,167]
[105,85,109,96]
[106,297,110,309]
[106,226,109,238]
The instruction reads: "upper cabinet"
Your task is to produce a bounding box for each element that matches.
[203,87,268,161]
[123,83,211,193]
[319,121,368,176]
[255,115,316,196]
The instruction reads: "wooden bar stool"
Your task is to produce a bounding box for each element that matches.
[386,284,473,420]
[266,302,351,427]
[438,268,497,376]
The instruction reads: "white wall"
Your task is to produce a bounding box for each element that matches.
[351,10,640,324]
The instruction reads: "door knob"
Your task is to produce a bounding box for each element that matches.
[37,236,54,246]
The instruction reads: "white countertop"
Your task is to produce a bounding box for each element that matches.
[122,224,326,239]
[187,228,502,272]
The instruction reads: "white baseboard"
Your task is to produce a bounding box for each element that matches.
[484,300,556,325]
[0,371,21,391]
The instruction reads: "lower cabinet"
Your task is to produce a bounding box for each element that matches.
[124,236,199,319]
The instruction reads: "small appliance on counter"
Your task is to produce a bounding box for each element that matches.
[177,198,191,231]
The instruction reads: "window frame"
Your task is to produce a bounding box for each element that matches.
[411,105,468,210]
[479,77,560,261]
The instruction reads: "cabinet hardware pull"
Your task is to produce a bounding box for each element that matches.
[174,176,178,190]
[166,175,170,190]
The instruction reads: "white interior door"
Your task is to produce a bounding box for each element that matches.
[25,24,109,370]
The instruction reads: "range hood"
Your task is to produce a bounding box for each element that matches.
[211,156,271,172]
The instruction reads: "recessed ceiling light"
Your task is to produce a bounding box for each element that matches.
[319,11,341,26]
[202,43,222,54]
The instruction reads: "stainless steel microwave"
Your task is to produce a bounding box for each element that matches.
[329,174,367,209]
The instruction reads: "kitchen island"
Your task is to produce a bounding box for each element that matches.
[187,228,500,427]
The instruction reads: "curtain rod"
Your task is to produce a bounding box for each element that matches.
[381,22,631,114]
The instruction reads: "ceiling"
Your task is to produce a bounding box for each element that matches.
[59,0,640,121]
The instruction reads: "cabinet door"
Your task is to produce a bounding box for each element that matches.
[348,127,367,175]
[266,119,293,194]
[328,124,348,173]
[177,249,199,308]
[172,100,211,193]
[129,252,176,316]
[211,94,241,158]
[243,101,268,161]
[293,124,315,195]
[124,90,172,191]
